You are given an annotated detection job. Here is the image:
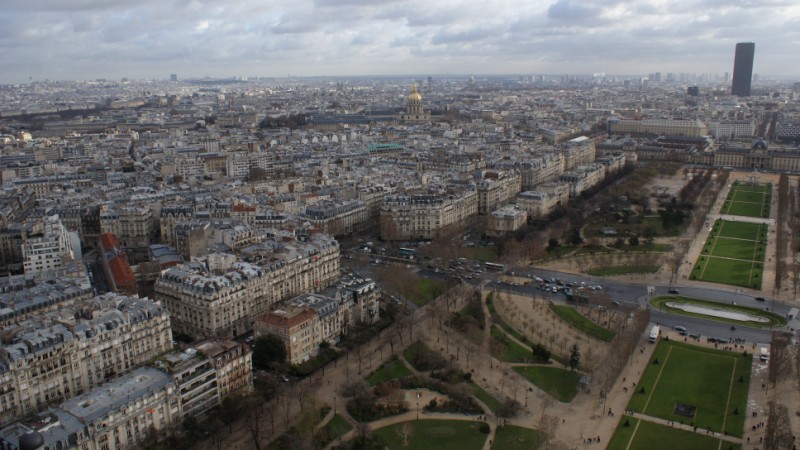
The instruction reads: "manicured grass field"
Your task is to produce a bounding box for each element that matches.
[490,425,546,450]
[470,383,503,414]
[367,356,414,386]
[692,220,766,288]
[607,416,740,450]
[490,326,532,362]
[650,295,787,328]
[721,182,771,218]
[513,366,581,403]
[550,305,614,341]
[627,340,751,437]
[373,419,488,450]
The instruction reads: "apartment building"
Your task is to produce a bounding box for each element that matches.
[100,205,156,250]
[158,340,251,421]
[380,189,478,241]
[159,205,194,247]
[256,305,318,365]
[0,293,172,427]
[476,172,521,215]
[486,207,527,236]
[517,191,559,218]
[21,215,74,275]
[0,274,94,327]
[560,164,606,197]
[0,367,181,450]
[519,153,565,190]
[561,137,597,170]
[302,200,368,236]
[154,234,340,338]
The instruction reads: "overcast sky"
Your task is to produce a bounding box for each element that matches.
[2,0,799,83]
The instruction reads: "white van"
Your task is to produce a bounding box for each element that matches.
[760,347,769,362]
[649,325,660,343]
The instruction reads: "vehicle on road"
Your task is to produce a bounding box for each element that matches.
[755,296,766,302]
[649,325,661,343]
[668,288,680,294]
[674,325,687,335]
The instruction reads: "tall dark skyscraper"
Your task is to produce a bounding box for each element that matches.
[731,42,755,97]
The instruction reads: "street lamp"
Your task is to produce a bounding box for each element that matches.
[416,400,419,420]
[334,395,337,414]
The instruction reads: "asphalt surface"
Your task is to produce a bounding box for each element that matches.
[343,247,793,346]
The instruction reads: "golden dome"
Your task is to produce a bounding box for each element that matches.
[408,84,422,102]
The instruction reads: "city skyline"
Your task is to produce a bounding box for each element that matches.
[1,0,800,83]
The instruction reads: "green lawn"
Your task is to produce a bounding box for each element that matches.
[721,182,771,219]
[550,305,614,341]
[373,419,488,450]
[693,256,762,289]
[724,201,766,217]
[460,247,499,261]
[409,279,448,306]
[491,326,532,362]
[707,237,760,260]
[693,220,765,288]
[544,245,578,259]
[491,425,546,450]
[367,356,414,386]
[714,220,765,240]
[317,414,353,444]
[607,416,739,450]
[627,340,751,437]
[403,341,437,371]
[513,366,581,403]
[470,383,503,414]
[650,295,787,328]
[586,265,661,276]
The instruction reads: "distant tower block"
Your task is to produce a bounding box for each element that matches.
[170,74,178,82]
[731,43,755,97]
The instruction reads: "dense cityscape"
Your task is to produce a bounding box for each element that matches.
[0,37,799,450]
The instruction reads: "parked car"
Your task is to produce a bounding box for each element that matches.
[668,289,680,294]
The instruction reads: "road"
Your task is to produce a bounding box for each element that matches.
[488,265,792,345]
[343,245,792,346]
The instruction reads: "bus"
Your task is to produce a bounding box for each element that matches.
[398,247,416,258]
[484,262,504,271]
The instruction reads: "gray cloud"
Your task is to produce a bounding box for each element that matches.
[0,0,798,82]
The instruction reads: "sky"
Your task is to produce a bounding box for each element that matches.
[2,0,799,83]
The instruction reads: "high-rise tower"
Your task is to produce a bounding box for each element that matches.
[731,42,755,97]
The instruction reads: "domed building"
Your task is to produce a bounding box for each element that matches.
[400,84,431,123]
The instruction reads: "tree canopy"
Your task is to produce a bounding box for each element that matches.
[252,333,288,370]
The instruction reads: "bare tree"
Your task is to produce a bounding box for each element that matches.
[538,414,560,442]
[769,332,793,388]
[764,401,793,450]
[275,390,293,431]
[294,383,313,413]
[396,422,415,446]
[243,397,266,450]
[538,389,556,420]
